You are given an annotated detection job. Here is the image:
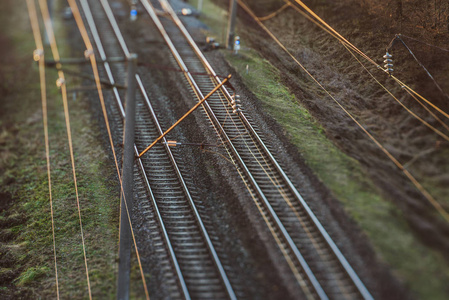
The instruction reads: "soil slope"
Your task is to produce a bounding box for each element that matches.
[232,0,449,260]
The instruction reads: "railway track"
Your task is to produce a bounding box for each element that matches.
[136,0,374,299]
[75,0,374,298]
[77,0,236,299]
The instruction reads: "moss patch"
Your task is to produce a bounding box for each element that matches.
[15,266,50,286]
[194,1,449,299]
[0,0,119,298]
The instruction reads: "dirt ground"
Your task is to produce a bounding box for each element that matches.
[218,0,449,261]
[0,0,121,298]
[2,0,449,298]
[107,0,416,298]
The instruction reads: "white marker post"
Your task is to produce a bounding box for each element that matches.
[234,36,240,54]
[130,0,137,21]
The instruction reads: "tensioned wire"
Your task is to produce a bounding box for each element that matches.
[191,72,315,299]
[37,1,92,299]
[257,2,291,21]
[151,0,313,292]
[65,0,150,298]
[162,0,358,294]
[395,35,448,100]
[157,1,344,295]
[288,0,382,65]
[211,80,352,297]
[401,34,449,53]
[401,86,449,133]
[242,3,449,278]
[341,42,449,141]
[345,39,449,133]
[26,0,60,298]
[209,69,354,295]
[287,0,449,122]
[392,75,449,120]
[279,0,449,132]
[238,0,449,223]
[263,0,449,132]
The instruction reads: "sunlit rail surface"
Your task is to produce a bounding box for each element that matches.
[75,0,374,299]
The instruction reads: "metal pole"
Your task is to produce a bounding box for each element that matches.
[226,0,238,49]
[117,53,138,300]
[43,0,53,45]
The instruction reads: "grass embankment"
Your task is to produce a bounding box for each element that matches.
[0,0,119,298]
[187,0,449,298]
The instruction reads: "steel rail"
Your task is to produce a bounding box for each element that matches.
[78,0,190,298]
[155,1,373,299]
[97,1,234,297]
[163,2,374,299]
[240,121,374,300]
[141,0,328,299]
[139,1,243,299]
[83,0,236,298]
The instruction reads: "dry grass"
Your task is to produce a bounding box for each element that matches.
[196,0,449,298]
[0,0,120,298]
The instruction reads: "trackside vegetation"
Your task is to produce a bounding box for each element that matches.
[0,0,120,298]
[187,0,449,298]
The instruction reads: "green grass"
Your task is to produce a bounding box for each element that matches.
[0,0,120,298]
[15,266,50,286]
[194,1,449,299]
[189,0,229,44]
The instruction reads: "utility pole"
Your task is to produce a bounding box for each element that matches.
[43,0,53,45]
[117,53,138,300]
[226,0,238,49]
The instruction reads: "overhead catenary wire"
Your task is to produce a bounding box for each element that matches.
[147,0,325,297]
[37,1,93,299]
[391,35,449,100]
[286,3,449,135]
[157,0,372,297]
[392,75,449,120]
[138,75,232,158]
[286,0,449,121]
[65,0,150,298]
[279,0,449,131]
[287,0,376,64]
[257,2,291,22]
[282,0,340,41]
[401,87,449,133]
[285,2,449,133]
[401,34,449,53]
[25,0,60,298]
[342,41,449,141]
[238,0,449,223]
[384,37,449,132]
